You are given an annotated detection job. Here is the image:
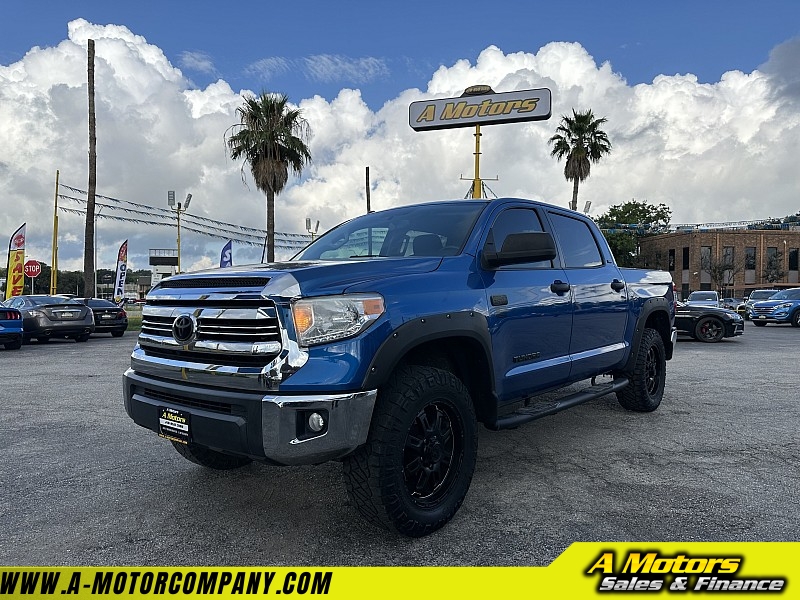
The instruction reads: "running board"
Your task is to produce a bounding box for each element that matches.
[490,377,629,431]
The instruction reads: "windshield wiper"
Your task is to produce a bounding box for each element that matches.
[349,254,383,258]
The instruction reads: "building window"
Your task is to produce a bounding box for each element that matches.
[745,246,756,285]
[668,249,675,271]
[722,246,734,288]
[789,248,799,271]
[700,246,712,285]
[682,247,690,270]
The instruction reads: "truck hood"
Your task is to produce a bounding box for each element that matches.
[151,257,443,298]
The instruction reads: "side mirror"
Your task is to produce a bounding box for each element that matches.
[483,231,557,268]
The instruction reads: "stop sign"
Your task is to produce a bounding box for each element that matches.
[24,260,41,278]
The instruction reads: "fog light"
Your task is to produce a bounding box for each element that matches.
[308,412,325,432]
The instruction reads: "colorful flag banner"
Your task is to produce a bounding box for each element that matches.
[220,240,233,268]
[4,223,26,300]
[113,240,128,303]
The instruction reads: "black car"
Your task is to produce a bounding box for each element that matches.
[76,298,128,337]
[5,295,95,343]
[675,301,744,343]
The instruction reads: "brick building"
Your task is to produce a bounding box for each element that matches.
[638,228,800,300]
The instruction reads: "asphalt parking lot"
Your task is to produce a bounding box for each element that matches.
[1,325,798,566]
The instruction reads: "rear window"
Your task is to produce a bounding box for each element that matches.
[688,292,718,301]
[88,299,118,308]
[29,296,82,306]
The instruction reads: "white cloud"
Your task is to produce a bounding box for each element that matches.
[179,51,217,75]
[245,54,389,85]
[303,55,389,84]
[245,57,292,81]
[2,20,800,278]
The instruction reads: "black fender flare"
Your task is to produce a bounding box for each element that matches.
[622,297,674,373]
[361,310,495,391]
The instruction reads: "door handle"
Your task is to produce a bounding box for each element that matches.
[550,280,570,294]
[611,279,626,292]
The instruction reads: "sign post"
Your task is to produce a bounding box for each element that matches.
[409,86,552,198]
[24,259,41,294]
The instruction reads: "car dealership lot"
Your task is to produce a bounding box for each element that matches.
[1,327,798,566]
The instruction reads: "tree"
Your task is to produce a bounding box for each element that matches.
[226,92,312,262]
[594,199,672,267]
[700,250,747,296]
[549,109,612,211]
[762,250,786,283]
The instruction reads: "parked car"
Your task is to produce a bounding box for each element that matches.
[685,291,720,307]
[749,287,800,327]
[75,298,128,337]
[720,297,743,310]
[675,301,745,342]
[5,295,95,343]
[739,289,778,319]
[0,300,24,350]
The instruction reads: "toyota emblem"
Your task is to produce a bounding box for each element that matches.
[172,314,197,344]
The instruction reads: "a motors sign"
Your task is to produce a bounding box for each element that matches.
[24,260,41,278]
[409,87,552,131]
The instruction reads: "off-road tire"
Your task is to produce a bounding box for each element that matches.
[111,330,125,338]
[791,310,800,328]
[695,317,725,343]
[171,441,252,470]
[616,328,666,412]
[753,321,767,327]
[342,365,478,537]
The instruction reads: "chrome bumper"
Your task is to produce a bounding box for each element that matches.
[261,390,377,465]
[123,368,376,466]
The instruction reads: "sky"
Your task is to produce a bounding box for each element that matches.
[1,1,799,275]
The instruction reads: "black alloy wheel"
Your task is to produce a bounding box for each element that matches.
[695,317,725,342]
[403,401,462,507]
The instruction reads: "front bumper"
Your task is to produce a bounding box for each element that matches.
[123,368,377,466]
[727,320,745,336]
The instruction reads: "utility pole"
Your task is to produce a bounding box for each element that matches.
[50,170,59,294]
[83,39,97,298]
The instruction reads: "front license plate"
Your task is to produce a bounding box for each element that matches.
[158,407,191,444]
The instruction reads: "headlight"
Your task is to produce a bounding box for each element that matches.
[774,303,793,310]
[292,294,385,346]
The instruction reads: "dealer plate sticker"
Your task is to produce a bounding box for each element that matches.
[158,407,191,444]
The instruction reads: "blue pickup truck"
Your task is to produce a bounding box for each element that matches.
[123,198,676,536]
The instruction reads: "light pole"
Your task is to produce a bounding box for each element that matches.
[93,204,105,296]
[305,217,320,241]
[168,191,192,273]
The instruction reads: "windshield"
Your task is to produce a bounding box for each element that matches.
[769,289,800,300]
[293,202,487,261]
[688,292,717,301]
[750,291,776,300]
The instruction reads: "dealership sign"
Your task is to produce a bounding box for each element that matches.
[409,86,552,131]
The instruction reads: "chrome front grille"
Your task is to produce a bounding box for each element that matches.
[141,312,280,342]
[138,301,283,368]
[751,306,773,315]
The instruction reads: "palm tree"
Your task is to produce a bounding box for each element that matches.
[548,109,612,211]
[226,92,312,262]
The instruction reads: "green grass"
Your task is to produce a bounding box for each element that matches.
[126,315,142,331]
